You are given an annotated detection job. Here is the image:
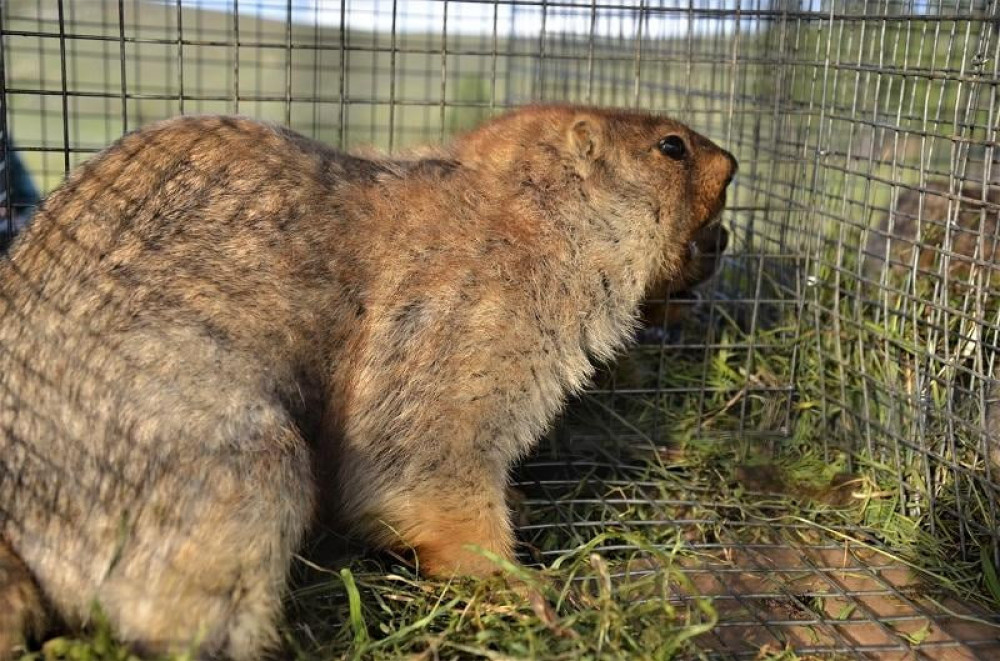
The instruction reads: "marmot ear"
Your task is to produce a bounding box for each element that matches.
[568,117,602,165]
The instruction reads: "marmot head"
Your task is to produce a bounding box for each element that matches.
[453,105,736,280]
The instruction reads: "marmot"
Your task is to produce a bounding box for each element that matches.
[0,105,736,659]
[863,180,1000,283]
[863,178,1000,467]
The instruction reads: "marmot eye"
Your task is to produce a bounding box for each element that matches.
[658,135,687,160]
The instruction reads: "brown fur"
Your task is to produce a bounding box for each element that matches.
[0,540,44,659]
[0,105,735,659]
[864,181,1000,283]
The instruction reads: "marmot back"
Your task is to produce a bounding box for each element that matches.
[0,106,735,659]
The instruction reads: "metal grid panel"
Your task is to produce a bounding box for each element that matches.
[3,0,1000,656]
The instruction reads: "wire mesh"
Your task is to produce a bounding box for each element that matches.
[3,0,1000,657]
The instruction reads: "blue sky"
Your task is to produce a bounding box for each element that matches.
[170,0,755,38]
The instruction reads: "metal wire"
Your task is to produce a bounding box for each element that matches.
[2,0,1000,656]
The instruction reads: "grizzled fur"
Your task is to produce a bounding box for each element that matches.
[0,106,735,659]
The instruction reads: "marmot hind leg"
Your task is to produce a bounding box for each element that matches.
[343,448,516,579]
[0,538,46,661]
[403,481,516,578]
[91,417,315,661]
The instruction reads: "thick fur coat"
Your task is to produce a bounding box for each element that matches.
[0,105,735,659]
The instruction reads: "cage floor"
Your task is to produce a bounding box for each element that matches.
[511,400,1000,660]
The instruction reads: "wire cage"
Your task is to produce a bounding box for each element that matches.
[3,0,1000,658]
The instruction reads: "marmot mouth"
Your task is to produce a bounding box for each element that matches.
[695,191,728,228]
[709,191,728,221]
[690,218,729,257]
